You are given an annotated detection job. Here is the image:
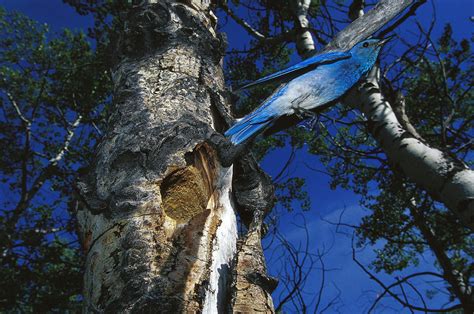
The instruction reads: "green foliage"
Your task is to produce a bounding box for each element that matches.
[402,24,473,152]
[275,177,311,212]
[0,8,111,311]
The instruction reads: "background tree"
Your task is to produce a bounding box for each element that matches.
[0,7,110,311]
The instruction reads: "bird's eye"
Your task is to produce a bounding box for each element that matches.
[363,42,369,48]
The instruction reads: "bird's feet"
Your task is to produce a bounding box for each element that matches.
[294,107,317,120]
[294,108,320,131]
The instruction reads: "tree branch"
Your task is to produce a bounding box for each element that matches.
[323,0,415,52]
[378,0,427,37]
[49,114,83,165]
[410,197,474,309]
[5,92,31,126]
[351,67,474,230]
[352,238,463,313]
[220,2,265,40]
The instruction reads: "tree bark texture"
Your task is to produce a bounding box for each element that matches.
[353,70,474,230]
[323,0,413,52]
[231,229,277,313]
[77,1,275,312]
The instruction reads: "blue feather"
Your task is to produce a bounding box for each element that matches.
[225,108,275,145]
[238,51,351,90]
[226,38,390,145]
[225,87,287,144]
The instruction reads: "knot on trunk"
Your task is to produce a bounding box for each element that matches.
[233,154,275,229]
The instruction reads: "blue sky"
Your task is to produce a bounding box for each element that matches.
[1,0,471,312]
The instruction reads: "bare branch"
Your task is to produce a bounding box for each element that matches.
[352,237,464,313]
[49,114,83,165]
[368,270,444,312]
[378,0,428,37]
[220,2,265,40]
[5,92,31,126]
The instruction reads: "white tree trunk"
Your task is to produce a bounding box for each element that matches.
[294,0,315,56]
[202,167,237,313]
[353,70,474,229]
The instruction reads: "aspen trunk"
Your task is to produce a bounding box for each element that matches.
[76,1,275,312]
[353,70,474,230]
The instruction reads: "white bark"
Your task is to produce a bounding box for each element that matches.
[353,70,474,229]
[294,0,315,56]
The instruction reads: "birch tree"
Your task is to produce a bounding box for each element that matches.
[0,8,109,311]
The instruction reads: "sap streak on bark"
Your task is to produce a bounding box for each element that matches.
[355,72,474,229]
[77,1,238,312]
[202,166,237,313]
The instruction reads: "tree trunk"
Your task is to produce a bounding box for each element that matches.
[76,1,275,312]
[352,69,474,230]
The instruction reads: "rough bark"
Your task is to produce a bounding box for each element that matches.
[352,70,474,229]
[77,1,275,312]
[230,154,277,312]
[231,228,277,313]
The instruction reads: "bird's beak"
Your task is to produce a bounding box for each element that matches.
[378,35,395,46]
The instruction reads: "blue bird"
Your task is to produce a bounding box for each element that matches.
[225,37,391,145]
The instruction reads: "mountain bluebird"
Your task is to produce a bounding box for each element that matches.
[225,37,391,145]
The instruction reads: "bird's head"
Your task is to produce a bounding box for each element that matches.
[350,36,393,65]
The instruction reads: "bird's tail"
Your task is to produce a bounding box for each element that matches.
[225,108,274,145]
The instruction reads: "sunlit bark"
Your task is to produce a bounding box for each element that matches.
[76,1,273,311]
[353,69,474,230]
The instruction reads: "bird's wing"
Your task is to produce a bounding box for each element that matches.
[237,51,351,91]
